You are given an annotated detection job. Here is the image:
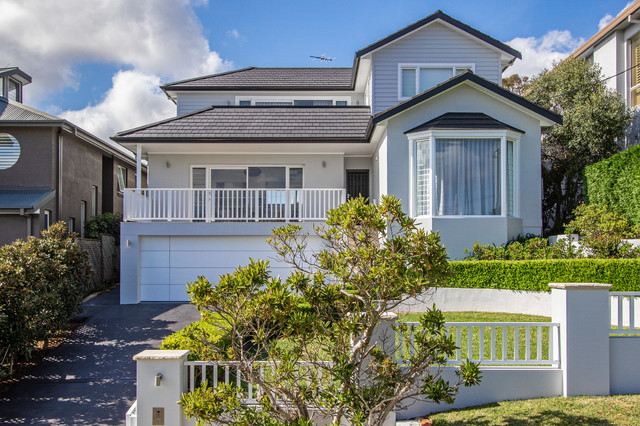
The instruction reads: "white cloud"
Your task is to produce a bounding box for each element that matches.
[59,70,175,142]
[598,14,614,30]
[227,29,243,40]
[505,30,584,77]
[0,0,233,139]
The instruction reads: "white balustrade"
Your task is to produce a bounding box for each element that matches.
[397,322,560,367]
[610,292,640,334]
[123,188,346,222]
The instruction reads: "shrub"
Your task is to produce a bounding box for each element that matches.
[584,144,640,226]
[449,259,640,292]
[465,236,582,260]
[83,212,122,241]
[160,315,230,361]
[0,222,92,375]
[565,203,640,258]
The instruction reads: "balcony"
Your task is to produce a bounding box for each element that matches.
[123,188,346,222]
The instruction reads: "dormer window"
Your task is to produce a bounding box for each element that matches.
[399,64,475,99]
[7,78,21,102]
[0,68,31,103]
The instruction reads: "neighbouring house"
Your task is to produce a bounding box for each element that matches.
[113,10,561,304]
[572,0,640,147]
[0,67,145,246]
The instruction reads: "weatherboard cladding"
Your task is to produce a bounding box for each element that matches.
[163,67,354,90]
[404,112,525,134]
[371,21,502,114]
[115,106,372,141]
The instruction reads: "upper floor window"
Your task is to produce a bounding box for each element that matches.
[237,98,350,106]
[631,35,640,108]
[7,78,21,102]
[410,131,518,217]
[399,64,474,99]
[117,166,127,194]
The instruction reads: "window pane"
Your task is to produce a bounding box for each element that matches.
[211,169,247,188]
[117,166,127,193]
[401,68,417,97]
[7,79,19,101]
[289,168,303,188]
[335,101,348,106]
[0,133,20,170]
[248,167,285,188]
[416,140,430,216]
[455,66,472,75]
[435,138,501,215]
[254,101,293,106]
[294,100,333,106]
[419,68,453,92]
[507,141,514,216]
[192,167,206,188]
[238,100,251,106]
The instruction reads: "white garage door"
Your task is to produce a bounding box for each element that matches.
[139,235,292,302]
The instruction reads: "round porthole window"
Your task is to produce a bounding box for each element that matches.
[0,133,20,170]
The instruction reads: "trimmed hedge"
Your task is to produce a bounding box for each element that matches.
[584,145,640,226]
[449,259,640,292]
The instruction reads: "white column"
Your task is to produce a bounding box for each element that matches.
[133,349,190,426]
[136,144,142,189]
[550,282,612,397]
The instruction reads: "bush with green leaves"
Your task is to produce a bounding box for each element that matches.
[160,315,231,361]
[584,144,640,226]
[179,196,480,426]
[448,258,640,292]
[465,235,582,260]
[83,212,122,241]
[0,222,92,376]
[564,203,640,258]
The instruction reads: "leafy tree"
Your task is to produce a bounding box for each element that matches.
[180,196,481,426]
[502,74,529,95]
[521,57,633,235]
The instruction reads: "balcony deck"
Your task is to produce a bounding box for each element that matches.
[123,188,346,222]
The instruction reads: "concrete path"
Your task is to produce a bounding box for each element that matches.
[0,286,200,425]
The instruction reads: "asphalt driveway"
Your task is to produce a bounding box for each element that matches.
[0,285,200,425]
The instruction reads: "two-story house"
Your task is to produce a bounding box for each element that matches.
[572,0,640,146]
[0,67,144,246]
[113,10,561,304]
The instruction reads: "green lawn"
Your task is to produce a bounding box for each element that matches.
[397,312,553,364]
[428,394,640,425]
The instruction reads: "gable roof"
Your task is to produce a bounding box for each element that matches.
[355,10,521,60]
[113,106,372,142]
[572,0,640,58]
[161,67,354,91]
[405,112,524,134]
[373,71,562,126]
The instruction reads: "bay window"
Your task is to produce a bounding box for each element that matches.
[400,64,474,99]
[411,131,518,217]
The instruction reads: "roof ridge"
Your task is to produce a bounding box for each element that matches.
[161,67,257,88]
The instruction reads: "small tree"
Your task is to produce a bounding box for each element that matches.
[521,57,633,235]
[181,196,480,425]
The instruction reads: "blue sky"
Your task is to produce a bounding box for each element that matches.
[0,0,633,141]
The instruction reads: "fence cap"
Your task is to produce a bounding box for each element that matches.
[133,349,190,361]
[549,282,612,290]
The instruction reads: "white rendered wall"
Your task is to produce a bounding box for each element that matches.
[148,153,345,189]
[592,32,620,93]
[610,337,640,394]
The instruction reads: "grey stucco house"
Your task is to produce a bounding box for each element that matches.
[0,67,145,246]
[113,10,562,303]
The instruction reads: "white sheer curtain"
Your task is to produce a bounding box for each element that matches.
[434,138,501,215]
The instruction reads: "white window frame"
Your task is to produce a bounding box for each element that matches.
[628,33,640,109]
[235,95,351,106]
[397,63,476,100]
[44,210,51,230]
[408,129,520,218]
[117,166,127,195]
[190,165,305,189]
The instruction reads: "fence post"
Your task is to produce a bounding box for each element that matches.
[550,283,611,397]
[133,349,190,426]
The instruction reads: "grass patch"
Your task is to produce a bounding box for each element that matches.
[429,394,640,425]
[397,312,553,364]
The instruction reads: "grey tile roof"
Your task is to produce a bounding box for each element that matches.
[113,106,372,141]
[405,112,524,134]
[0,189,54,209]
[0,97,60,121]
[162,67,354,91]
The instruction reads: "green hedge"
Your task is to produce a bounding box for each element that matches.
[584,145,640,226]
[448,259,640,292]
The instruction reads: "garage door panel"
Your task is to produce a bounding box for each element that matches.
[141,250,170,265]
[140,236,170,251]
[170,250,281,268]
[170,285,190,302]
[169,236,272,251]
[141,284,170,301]
[141,267,170,285]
